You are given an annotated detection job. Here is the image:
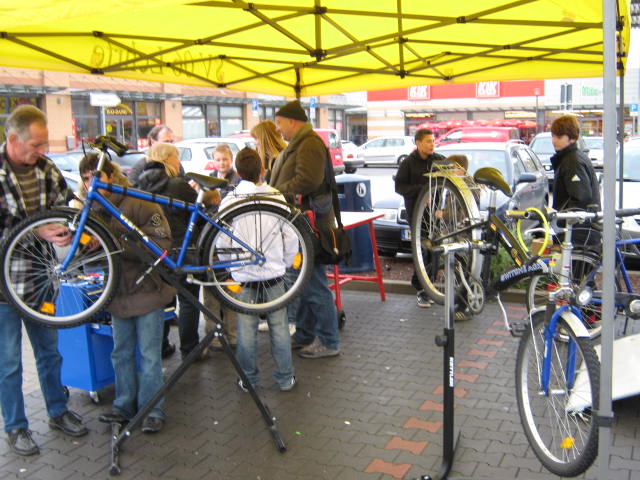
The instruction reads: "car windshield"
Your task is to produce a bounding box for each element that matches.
[584,137,604,150]
[531,136,554,155]
[437,149,508,179]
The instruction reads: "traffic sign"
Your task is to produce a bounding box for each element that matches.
[630,103,638,117]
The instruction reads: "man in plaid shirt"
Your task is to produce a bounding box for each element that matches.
[0,105,88,456]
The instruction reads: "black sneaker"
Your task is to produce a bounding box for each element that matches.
[162,343,176,358]
[48,410,88,437]
[416,290,433,308]
[237,378,251,393]
[141,416,163,434]
[7,428,39,456]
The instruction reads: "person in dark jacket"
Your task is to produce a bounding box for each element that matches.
[79,154,175,434]
[395,128,445,308]
[550,115,601,245]
[136,142,204,360]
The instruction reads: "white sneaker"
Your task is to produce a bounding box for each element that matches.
[258,321,269,332]
[289,324,296,336]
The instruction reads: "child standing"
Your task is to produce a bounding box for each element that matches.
[217,147,297,392]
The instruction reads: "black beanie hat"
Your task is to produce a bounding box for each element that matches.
[275,100,308,122]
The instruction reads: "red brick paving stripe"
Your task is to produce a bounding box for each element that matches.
[385,436,429,455]
[365,458,412,479]
[507,304,527,312]
[492,320,503,326]
[433,385,468,397]
[457,359,488,369]
[477,338,505,347]
[467,348,498,358]
[455,372,479,383]
[419,400,444,412]
[484,328,511,337]
[403,417,443,433]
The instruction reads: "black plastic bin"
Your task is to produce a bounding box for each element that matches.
[335,174,373,272]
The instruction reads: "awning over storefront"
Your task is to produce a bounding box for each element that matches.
[0,1,631,98]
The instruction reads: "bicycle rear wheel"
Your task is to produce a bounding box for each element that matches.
[516,309,599,477]
[0,209,120,328]
[201,203,314,315]
[411,174,480,304]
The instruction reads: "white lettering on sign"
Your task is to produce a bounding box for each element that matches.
[476,81,500,98]
[408,85,430,100]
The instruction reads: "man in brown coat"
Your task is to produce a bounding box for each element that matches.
[270,100,340,359]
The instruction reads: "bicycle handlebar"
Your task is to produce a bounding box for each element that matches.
[90,135,129,157]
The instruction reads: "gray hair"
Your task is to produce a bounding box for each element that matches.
[5,105,47,141]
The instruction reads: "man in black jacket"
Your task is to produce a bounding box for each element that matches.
[395,128,445,308]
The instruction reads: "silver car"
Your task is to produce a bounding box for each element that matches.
[175,137,256,175]
[358,136,415,166]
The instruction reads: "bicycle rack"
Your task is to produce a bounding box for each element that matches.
[107,235,286,476]
[416,247,487,480]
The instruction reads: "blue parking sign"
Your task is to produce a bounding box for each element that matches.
[630,103,638,117]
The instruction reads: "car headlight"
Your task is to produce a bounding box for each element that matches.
[373,208,398,222]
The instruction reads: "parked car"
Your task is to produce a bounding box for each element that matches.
[435,127,519,146]
[529,132,590,188]
[357,136,415,166]
[47,147,146,177]
[175,137,256,175]
[372,140,548,257]
[340,140,364,174]
[617,142,640,262]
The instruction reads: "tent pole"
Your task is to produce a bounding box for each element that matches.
[597,0,618,478]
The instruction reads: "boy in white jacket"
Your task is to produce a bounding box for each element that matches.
[218,148,297,392]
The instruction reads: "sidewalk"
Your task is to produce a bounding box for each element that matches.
[3,286,639,480]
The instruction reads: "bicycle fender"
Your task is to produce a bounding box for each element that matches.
[560,309,591,338]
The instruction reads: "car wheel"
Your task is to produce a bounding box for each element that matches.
[397,155,408,165]
[345,167,357,174]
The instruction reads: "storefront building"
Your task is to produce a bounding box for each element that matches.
[0,67,353,152]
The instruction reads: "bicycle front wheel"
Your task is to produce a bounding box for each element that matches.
[0,209,120,328]
[201,203,314,315]
[411,175,480,304]
[516,309,600,477]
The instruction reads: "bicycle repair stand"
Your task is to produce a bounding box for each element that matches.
[416,245,474,480]
[107,235,286,476]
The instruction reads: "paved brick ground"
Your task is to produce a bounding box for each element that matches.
[2,287,639,480]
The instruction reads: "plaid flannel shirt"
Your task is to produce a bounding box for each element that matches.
[0,143,68,301]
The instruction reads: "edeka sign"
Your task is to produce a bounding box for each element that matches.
[476,81,500,98]
[408,85,430,100]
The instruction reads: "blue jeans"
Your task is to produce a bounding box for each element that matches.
[111,309,165,420]
[236,283,293,388]
[291,264,339,350]
[0,304,68,432]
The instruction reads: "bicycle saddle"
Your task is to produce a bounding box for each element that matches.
[184,172,228,190]
[473,167,512,196]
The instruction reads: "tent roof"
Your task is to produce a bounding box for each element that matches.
[0,0,631,97]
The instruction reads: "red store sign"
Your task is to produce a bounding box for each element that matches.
[476,81,500,98]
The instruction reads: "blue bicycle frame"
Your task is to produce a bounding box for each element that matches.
[59,173,266,276]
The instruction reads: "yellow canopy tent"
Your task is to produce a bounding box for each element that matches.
[0,0,631,97]
[0,1,633,477]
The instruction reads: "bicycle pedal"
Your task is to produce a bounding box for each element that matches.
[508,322,528,338]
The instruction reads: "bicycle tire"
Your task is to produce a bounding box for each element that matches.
[200,203,314,315]
[526,249,608,328]
[411,174,480,304]
[0,209,120,328]
[516,309,599,477]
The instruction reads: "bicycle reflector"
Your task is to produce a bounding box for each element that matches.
[39,302,55,315]
[560,437,575,449]
[292,252,302,269]
[226,284,242,294]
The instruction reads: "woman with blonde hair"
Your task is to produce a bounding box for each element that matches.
[250,120,287,179]
[136,142,205,360]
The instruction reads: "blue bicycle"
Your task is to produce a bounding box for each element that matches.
[0,136,315,328]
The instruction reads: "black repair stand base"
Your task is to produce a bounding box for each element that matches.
[108,236,286,476]
[417,252,461,480]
